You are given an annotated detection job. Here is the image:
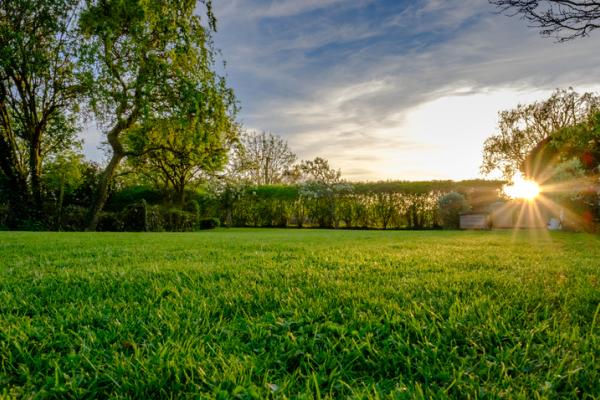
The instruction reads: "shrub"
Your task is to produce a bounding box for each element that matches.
[121,201,149,231]
[145,205,163,232]
[97,212,124,232]
[0,203,8,230]
[184,200,201,225]
[106,186,163,211]
[60,205,88,231]
[437,191,470,229]
[162,209,197,232]
[199,217,220,230]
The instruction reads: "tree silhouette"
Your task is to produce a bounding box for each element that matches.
[490,0,600,40]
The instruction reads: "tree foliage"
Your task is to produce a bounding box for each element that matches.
[0,0,81,226]
[126,94,237,206]
[232,131,297,185]
[79,0,226,229]
[438,192,470,229]
[490,0,600,40]
[481,88,600,179]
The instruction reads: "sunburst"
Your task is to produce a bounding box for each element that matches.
[503,173,541,201]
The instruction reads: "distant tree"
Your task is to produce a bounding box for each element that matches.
[372,192,399,230]
[490,0,600,40]
[293,157,348,228]
[481,88,600,179]
[295,157,342,184]
[233,131,297,185]
[78,0,229,230]
[0,0,82,226]
[438,192,470,229]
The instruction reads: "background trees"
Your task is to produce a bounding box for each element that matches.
[126,97,238,206]
[490,0,600,40]
[0,0,81,227]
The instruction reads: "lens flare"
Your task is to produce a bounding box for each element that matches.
[504,174,541,201]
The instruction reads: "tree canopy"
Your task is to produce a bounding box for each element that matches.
[78,0,234,229]
[481,88,600,179]
[0,0,82,227]
[231,131,297,185]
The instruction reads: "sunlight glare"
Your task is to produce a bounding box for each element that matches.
[504,174,541,201]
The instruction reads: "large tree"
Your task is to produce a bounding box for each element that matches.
[79,0,229,230]
[490,0,600,40]
[0,0,81,226]
[481,88,600,179]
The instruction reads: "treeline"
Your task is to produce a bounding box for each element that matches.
[216,180,503,230]
[2,0,598,232]
[5,177,500,232]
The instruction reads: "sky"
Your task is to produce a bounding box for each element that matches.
[84,0,600,181]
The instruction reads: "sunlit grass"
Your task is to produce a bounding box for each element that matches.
[0,230,598,398]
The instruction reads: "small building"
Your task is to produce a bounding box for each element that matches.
[459,212,489,230]
[489,201,514,228]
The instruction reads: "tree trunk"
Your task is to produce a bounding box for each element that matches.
[176,177,186,207]
[86,151,123,231]
[29,136,43,209]
[56,174,65,230]
[86,113,135,231]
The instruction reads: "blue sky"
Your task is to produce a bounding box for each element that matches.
[84,1,600,180]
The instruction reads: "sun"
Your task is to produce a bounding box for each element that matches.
[504,174,541,201]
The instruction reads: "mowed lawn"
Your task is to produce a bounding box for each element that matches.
[0,230,598,399]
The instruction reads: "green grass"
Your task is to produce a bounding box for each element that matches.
[0,230,598,399]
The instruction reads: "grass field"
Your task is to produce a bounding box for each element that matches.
[0,230,598,399]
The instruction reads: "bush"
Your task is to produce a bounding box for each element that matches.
[97,212,124,232]
[106,186,163,212]
[121,201,149,231]
[60,205,88,231]
[199,217,220,230]
[145,205,163,232]
[162,209,197,232]
[184,200,201,225]
[437,192,470,229]
[0,203,8,230]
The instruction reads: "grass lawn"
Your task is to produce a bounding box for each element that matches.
[0,229,598,399]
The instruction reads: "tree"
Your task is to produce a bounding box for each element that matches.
[490,0,600,40]
[232,131,297,185]
[295,157,342,184]
[127,112,238,206]
[481,88,600,179]
[551,111,600,173]
[0,0,81,227]
[294,157,348,228]
[79,0,228,230]
[437,192,470,229]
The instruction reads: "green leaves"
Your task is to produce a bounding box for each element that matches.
[481,88,600,180]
